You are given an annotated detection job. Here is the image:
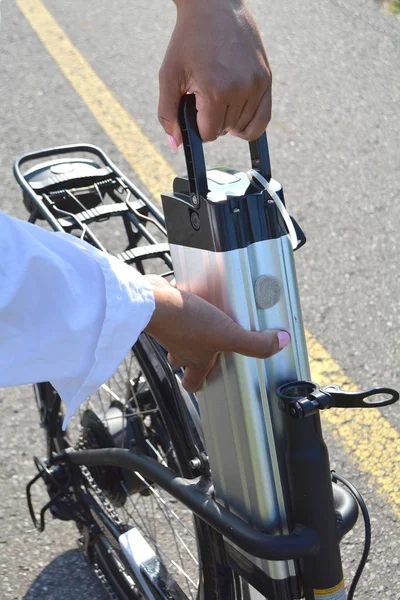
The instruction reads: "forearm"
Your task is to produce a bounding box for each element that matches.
[0,212,154,426]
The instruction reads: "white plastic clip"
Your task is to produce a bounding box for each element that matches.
[249,169,298,250]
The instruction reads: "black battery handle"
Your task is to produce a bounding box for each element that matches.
[179,94,209,201]
[249,134,272,181]
[179,94,272,202]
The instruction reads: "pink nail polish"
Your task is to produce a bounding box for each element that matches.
[277,331,291,350]
[166,134,178,152]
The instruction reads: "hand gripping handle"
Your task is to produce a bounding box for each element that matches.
[178,94,273,203]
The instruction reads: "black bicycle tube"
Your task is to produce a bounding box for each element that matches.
[284,410,345,599]
[57,447,319,561]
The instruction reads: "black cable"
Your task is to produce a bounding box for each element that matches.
[331,471,371,599]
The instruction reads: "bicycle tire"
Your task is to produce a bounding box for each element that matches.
[35,342,241,600]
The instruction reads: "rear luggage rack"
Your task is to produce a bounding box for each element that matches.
[14,143,172,273]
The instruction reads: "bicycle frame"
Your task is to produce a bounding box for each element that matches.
[14,101,398,599]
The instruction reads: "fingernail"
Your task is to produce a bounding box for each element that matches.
[229,130,238,137]
[277,331,291,350]
[166,134,178,152]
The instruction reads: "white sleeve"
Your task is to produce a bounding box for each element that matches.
[0,212,155,428]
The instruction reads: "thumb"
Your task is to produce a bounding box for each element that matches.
[158,64,184,147]
[222,323,291,359]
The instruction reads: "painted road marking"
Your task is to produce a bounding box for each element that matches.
[17,0,400,520]
[307,332,400,519]
[16,0,175,202]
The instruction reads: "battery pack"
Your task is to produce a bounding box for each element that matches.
[162,95,310,590]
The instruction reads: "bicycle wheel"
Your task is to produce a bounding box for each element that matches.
[36,337,241,600]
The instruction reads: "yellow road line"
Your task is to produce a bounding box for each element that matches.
[17,0,400,519]
[307,332,400,519]
[16,0,175,202]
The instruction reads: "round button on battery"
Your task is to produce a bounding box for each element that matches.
[254,275,282,309]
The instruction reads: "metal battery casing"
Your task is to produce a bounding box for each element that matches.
[163,173,310,586]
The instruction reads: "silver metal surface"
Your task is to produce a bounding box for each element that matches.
[170,234,310,583]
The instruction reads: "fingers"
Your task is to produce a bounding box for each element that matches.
[167,353,210,393]
[179,326,289,394]
[158,60,185,146]
[221,102,247,136]
[159,64,271,146]
[170,324,290,394]
[168,349,217,394]
[220,321,291,359]
[195,94,227,142]
[167,353,182,369]
[181,356,218,393]
[230,86,272,141]
[183,85,271,145]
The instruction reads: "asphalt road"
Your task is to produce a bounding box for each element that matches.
[0,0,399,598]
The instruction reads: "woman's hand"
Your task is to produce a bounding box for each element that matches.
[144,275,290,393]
[159,0,272,148]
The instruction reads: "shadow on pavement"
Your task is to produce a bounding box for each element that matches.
[23,549,108,600]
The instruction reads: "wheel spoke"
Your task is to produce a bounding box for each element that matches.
[133,472,196,542]
[122,485,198,593]
[122,475,198,598]
[99,383,120,402]
[72,350,200,597]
